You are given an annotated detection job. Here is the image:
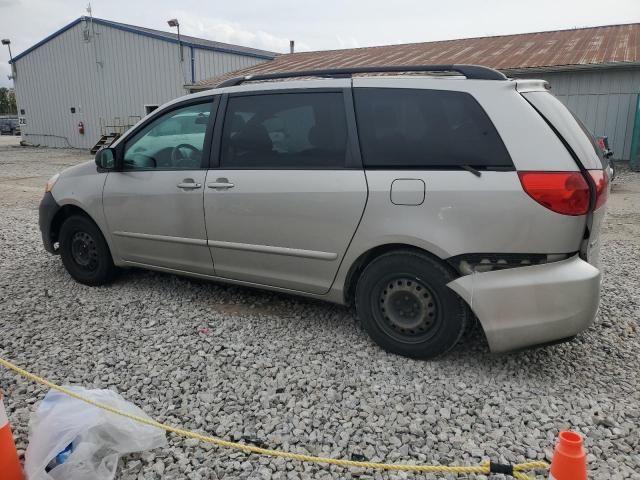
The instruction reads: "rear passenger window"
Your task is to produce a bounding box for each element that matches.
[220,93,348,168]
[354,88,512,169]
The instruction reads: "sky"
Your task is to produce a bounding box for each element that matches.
[1,0,639,87]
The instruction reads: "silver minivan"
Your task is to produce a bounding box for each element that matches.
[39,65,609,359]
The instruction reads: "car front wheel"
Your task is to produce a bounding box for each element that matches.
[59,215,116,286]
[355,250,468,359]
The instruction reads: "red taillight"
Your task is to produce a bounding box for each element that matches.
[518,171,590,215]
[588,169,609,210]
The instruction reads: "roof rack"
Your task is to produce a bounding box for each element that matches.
[217,64,507,87]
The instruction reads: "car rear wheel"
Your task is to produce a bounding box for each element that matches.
[355,250,468,359]
[59,215,116,286]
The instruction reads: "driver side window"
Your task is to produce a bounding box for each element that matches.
[123,100,213,170]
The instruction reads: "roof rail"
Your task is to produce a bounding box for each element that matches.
[217,64,507,87]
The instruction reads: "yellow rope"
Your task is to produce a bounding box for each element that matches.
[0,356,548,477]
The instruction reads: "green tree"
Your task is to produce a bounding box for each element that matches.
[0,88,17,115]
[7,88,16,114]
[0,87,8,114]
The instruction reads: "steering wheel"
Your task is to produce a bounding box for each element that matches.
[171,144,201,168]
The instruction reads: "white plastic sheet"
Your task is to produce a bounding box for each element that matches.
[25,387,167,480]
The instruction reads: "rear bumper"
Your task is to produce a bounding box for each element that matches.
[447,255,601,352]
[39,192,60,254]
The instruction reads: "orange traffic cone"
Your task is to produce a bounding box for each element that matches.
[0,392,24,480]
[549,431,587,480]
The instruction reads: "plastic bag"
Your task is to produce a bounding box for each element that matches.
[25,387,167,480]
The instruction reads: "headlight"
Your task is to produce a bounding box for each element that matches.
[45,173,60,193]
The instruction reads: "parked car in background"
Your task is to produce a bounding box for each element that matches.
[0,118,20,135]
[39,64,610,359]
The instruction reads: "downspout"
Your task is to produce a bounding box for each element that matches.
[190,46,195,84]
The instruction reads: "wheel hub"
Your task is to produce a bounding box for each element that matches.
[71,231,98,270]
[379,278,437,337]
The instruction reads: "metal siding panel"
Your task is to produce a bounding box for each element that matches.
[15,22,85,146]
[554,94,568,105]
[576,97,589,124]
[617,70,633,93]
[191,48,267,83]
[613,94,631,156]
[615,93,632,159]
[551,73,569,95]
[508,70,637,160]
[622,93,638,159]
[594,94,609,136]
[567,72,582,95]
[567,95,582,119]
[584,94,598,130]
[595,71,609,95]
[604,94,621,153]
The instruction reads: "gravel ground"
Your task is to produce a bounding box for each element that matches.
[1,143,639,480]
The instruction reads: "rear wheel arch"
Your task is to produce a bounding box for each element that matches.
[352,247,469,359]
[343,243,458,304]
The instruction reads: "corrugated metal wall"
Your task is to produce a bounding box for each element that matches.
[13,19,268,148]
[512,69,640,161]
[194,49,264,81]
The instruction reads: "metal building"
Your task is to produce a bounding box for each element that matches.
[192,23,640,166]
[507,68,640,165]
[9,16,276,148]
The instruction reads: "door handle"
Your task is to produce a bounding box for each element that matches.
[208,178,235,190]
[177,181,202,190]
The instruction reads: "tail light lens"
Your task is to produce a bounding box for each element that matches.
[588,169,609,210]
[518,172,590,215]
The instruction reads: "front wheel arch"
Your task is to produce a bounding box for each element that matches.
[50,205,104,252]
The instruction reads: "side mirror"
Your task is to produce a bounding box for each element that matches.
[95,147,116,170]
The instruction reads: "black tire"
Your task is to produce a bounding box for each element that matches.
[59,215,116,286]
[355,250,468,359]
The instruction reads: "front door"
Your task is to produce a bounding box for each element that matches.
[204,89,367,294]
[103,99,216,275]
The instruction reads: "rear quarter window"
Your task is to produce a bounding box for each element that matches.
[521,91,604,170]
[353,88,512,169]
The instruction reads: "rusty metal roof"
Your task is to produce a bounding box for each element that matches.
[192,23,640,90]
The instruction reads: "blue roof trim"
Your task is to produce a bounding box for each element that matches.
[11,16,276,64]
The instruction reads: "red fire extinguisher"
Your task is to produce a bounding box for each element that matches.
[78,121,85,135]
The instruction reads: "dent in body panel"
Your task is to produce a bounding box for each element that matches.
[349,170,585,256]
[328,170,587,303]
[447,255,601,352]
